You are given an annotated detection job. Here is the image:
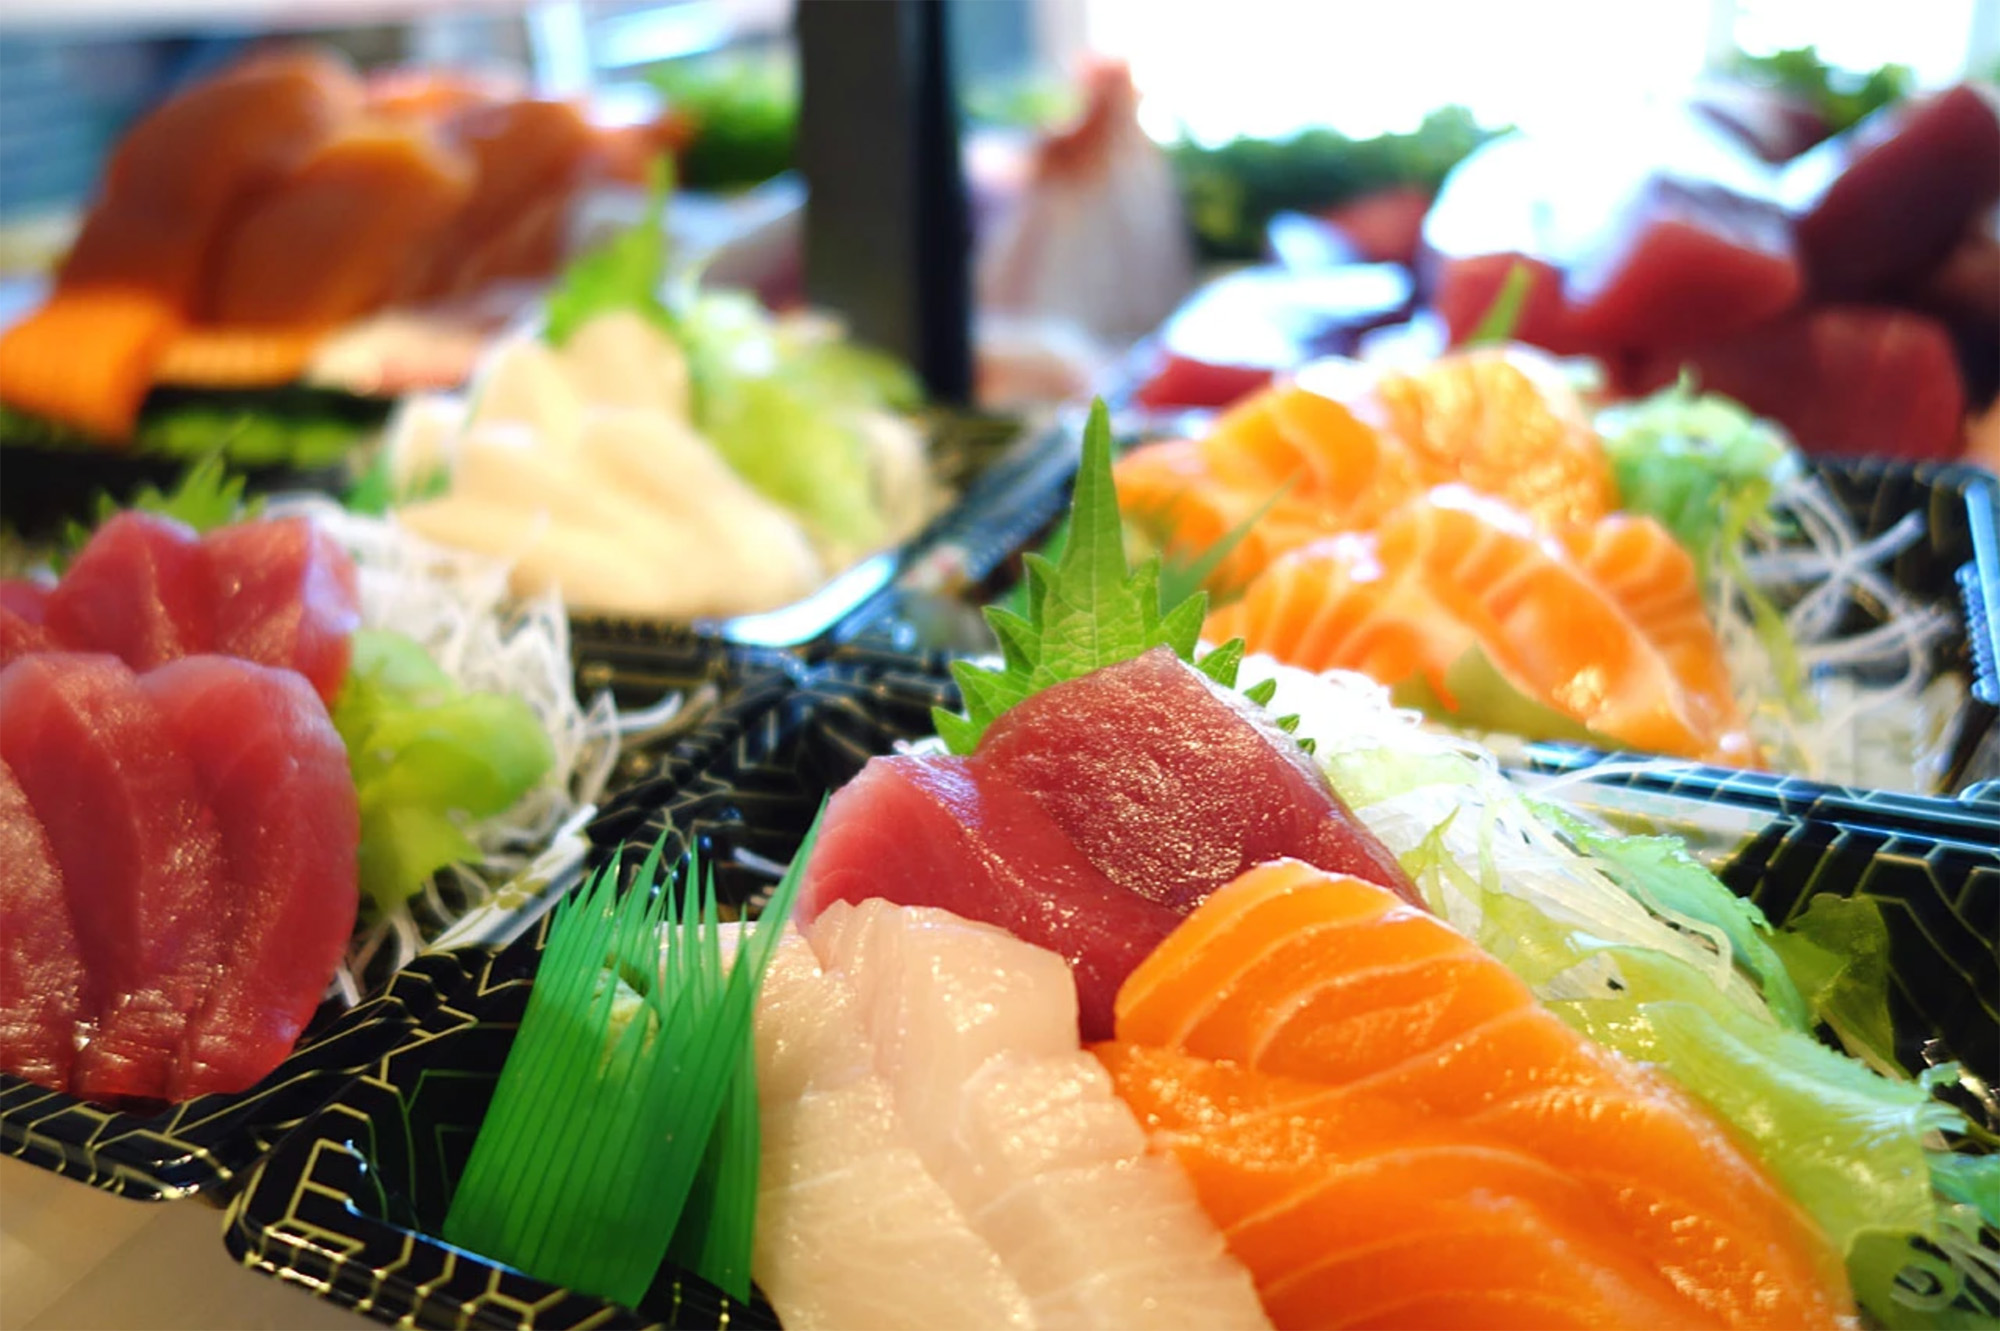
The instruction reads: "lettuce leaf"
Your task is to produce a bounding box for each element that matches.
[333,629,554,912]
[1766,893,1904,1077]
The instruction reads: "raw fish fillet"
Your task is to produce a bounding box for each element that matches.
[1622,306,1968,461]
[1316,345,1616,531]
[0,580,54,664]
[406,100,597,302]
[751,931,1037,1330]
[0,757,87,1089]
[1785,85,2000,300]
[205,118,474,328]
[1103,860,1857,1330]
[203,517,362,707]
[807,900,1271,1329]
[0,51,362,439]
[1209,489,1754,763]
[43,512,213,670]
[798,755,1180,1041]
[140,658,358,1099]
[973,646,1418,911]
[1433,252,1582,354]
[1564,175,1801,350]
[0,654,227,1102]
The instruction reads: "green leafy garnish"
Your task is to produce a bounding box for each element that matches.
[1533,800,1811,1030]
[1596,373,1799,576]
[935,400,1247,754]
[1595,375,1807,707]
[331,629,555,912]
[444,812,819,1307]
[544,158,679,347]
[1462,260,1534,347]
[1766,893,1904,1077]
[53,453,260,572]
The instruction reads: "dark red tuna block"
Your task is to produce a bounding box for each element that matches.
[1566,175,1802,350]
[1626,306,1966,461]
[0,580,54,665]
[203,517,361,707]
[141,657,358,1099]
[798,754,1176,1040]
[0,653,227,1101]
[1785,85,2000,299]
[43,513,213,670]
[0,756,87,1090]
[973,646,1419,912]
[1433,252,1581,354]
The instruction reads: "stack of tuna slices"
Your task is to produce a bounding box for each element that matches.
[0,512,362,1103]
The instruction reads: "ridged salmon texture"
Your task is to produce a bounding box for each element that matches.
[1114,347,1616,597]
[1098,860,1857,1331]
[1209,487,1754,764]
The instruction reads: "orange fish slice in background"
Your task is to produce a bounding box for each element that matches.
[0,50,363,439]
[205,118,475,330]
[1100,860,1857,1331]
[1211,486,1754,763]
[1115,383,1421,593]
[1298,345,1617,531]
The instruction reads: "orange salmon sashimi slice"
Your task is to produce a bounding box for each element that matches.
[1212,485,1752,763]
[1113,437,1329,595]
[1103,860,1858,1331]
[1297,345,1617,531]
[0,292,184,442]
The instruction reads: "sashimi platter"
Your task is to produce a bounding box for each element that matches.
[219,406,1998,1331]
[1108,336,1996,795]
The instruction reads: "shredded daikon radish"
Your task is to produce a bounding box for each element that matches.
[269,494,625,994]
[1710,471,1958,788]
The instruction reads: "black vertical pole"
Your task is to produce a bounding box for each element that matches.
[796,0,972,404]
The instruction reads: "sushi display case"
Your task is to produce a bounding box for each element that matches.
[217,653,1999,1329]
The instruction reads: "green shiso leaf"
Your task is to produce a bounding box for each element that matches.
[543,157,679,347]
[935,399,1250,753]
[332,629,554,912]
[1462,259,1534,347]
[53,453,260,573]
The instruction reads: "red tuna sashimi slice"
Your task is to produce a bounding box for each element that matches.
[1432,253,1582,355]
[202,517,361,707]
[140,657,358,1099]
[1785,85,2000,300]
[1,580,55,664]
[0,756,88,1089]
[973,646,1419,912]
[1625,306,1966,461]
[1565,175,1802,350]
[43,512,213,670]
[0,653,228,1101]
[797,754,1180,1041]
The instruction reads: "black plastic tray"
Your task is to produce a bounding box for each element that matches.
[0,651,786,1202]
[221,656,1996,1329]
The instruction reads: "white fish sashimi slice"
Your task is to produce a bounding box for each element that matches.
[954,1056,1269,1330]
[808,899,1079,1144]
[575,410,825,612]
[556,310,691,420]
[805,901,1271,1331]
[751,934,1032,1331]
